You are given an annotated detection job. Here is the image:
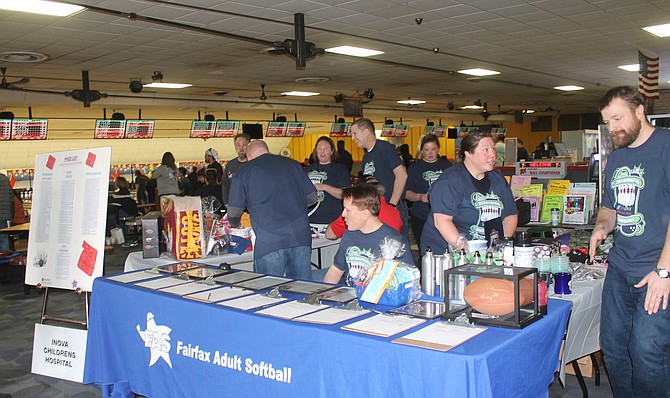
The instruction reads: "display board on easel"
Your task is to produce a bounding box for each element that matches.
[25,147,111,292]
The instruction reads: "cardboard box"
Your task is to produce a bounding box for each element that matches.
[560,342,604,378]
[141,211,162,259]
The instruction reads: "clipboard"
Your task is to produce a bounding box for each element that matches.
[392,322,487,351]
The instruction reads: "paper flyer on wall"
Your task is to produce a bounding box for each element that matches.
[25,148,111,292]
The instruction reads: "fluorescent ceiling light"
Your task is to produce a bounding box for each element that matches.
[554,85,584,91]
[397,99,426,105]
[618,64,639,72]
[0,0,84,16]
[523,109,535,114]
[281,91,319,96]
[143,82,192,89]
[325,46,384,57]
[462,105,484,110]
[643,23,670,37]
[457,68,500,76]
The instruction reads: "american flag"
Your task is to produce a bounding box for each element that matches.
[638,51,659,99]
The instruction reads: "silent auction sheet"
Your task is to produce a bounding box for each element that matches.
[25,147,111,291]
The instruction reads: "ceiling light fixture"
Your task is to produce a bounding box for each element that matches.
[325,46,384,57]
[397,99,426,105]
[643,23,670,37]
[143,70,192,89]
[457,68,500,76]
[281,91,319,96]
[618,64,639,72]
[0,0,84,16]
[554,85,584,91]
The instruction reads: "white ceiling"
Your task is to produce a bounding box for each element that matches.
[0,0,669,118]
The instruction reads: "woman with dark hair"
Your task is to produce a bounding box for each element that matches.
[420,131,518,254]
[305,136,351,226]
[398,143,414,168]
[152,151,180,197]
[405,133,452,249]
[195,168,224,212]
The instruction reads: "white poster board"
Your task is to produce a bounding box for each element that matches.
[31,323,88,382]
[25,147,111,291]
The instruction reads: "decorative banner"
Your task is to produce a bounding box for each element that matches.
[25,147,112,292]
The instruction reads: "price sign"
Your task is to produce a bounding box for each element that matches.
[516,161,567,179]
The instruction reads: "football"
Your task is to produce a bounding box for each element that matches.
[464,277,534,316]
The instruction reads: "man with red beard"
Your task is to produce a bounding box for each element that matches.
[590,86,670,397]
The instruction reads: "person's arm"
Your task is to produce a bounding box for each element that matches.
[433,213,464,250]
[326,216,345,240]
[389,164,408,206]
[227,206,244,228]
[502,214,518,238]
[323,265,344,284]
[635,221,670,314]
[314,184,343,199]
[588,206,617,262]
[405,190,428,203]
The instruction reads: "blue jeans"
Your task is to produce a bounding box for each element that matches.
[396,201,410,243]
[254,246,312,279]
[601,265,670,398]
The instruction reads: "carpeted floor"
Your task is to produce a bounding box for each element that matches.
[0,242,613,398]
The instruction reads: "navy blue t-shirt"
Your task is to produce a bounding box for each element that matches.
[362,140,404,202]
[406,158,453,220]
[305,162,351,224]
[334,223,415,286]
[421,162,517,254]
[228,153,316,259]
[603,127,670,278]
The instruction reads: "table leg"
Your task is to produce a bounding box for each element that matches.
[570,360,588,398]
[589,353,600,386]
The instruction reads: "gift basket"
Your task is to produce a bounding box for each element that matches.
[354,237,421,306]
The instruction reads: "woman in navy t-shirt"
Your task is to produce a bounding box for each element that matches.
[405,133,452,249]
[305,136,351,226]
[421,132,518,255]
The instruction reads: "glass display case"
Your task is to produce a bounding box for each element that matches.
[443,265,541,328]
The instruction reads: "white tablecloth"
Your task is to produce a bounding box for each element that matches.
[552,270,605,383]
[124,237,340,273]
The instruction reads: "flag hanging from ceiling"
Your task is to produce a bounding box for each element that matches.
[638,51,659,99]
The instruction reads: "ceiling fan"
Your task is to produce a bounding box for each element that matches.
[0,67,30,89]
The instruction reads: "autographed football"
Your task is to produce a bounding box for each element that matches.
[464,277,533,316]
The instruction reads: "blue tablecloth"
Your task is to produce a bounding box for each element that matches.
[83,274,571,398]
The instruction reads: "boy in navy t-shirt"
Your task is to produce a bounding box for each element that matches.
[323,184,414,286]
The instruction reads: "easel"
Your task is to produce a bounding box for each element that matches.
[37,284,90,328]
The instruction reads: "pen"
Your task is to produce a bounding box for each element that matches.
[207,292,212,301]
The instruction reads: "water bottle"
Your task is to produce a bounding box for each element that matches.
[472,251,483,264]
[434,255,444,298]
[485,252,496,266]
[421,246,436,295]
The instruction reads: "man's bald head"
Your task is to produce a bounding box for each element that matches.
[247,140,269,160]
